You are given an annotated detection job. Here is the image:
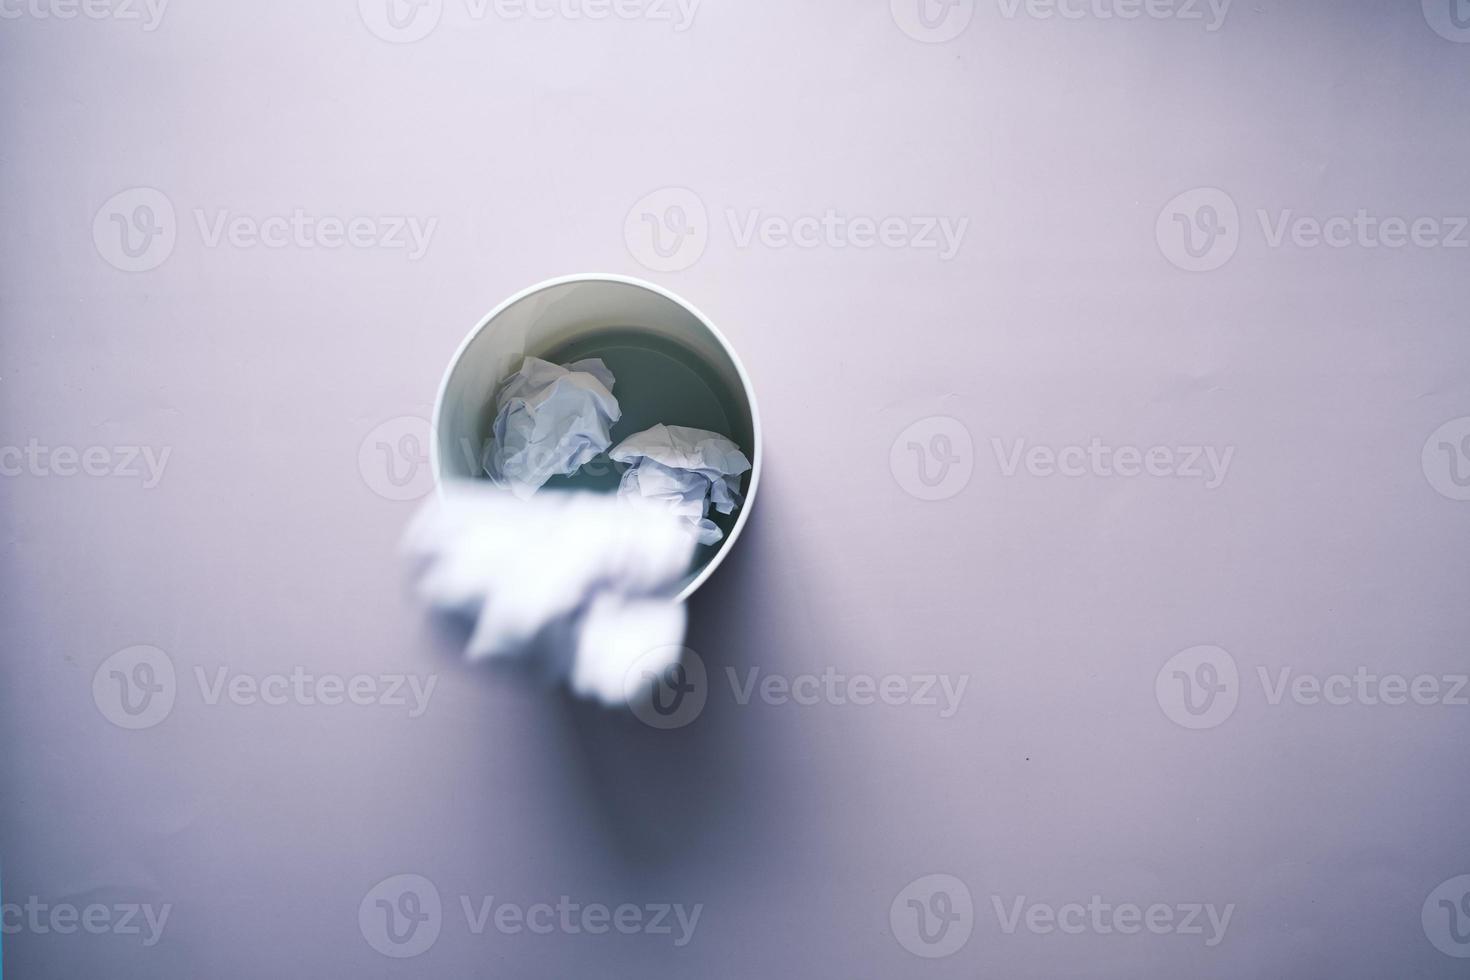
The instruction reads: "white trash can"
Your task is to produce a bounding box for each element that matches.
[432,273,762,600]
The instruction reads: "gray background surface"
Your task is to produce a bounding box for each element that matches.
[3,0,1469,976]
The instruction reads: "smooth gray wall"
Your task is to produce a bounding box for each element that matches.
[2,0,1468,976]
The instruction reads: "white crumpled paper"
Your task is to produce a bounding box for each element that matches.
[611,424,751,546]
[481,357,620,497]
[403,482,695,705]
